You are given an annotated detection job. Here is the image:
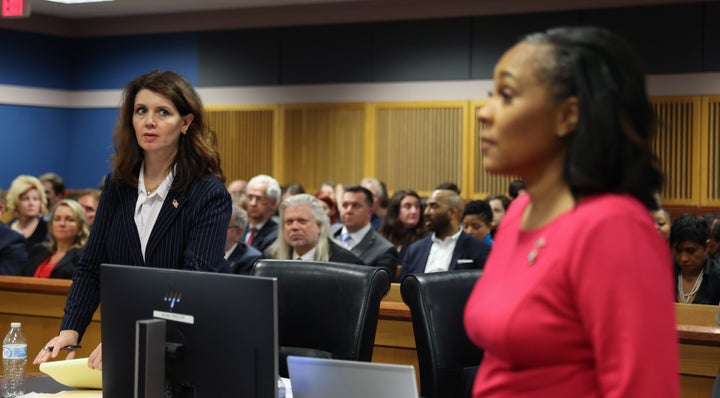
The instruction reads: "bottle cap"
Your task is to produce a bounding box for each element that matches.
[10,322,20,328]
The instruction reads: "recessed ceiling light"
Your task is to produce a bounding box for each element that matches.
[44,0,114,4]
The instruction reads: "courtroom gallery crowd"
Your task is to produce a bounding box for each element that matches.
[4,26,694,396]
[2,170,720,305]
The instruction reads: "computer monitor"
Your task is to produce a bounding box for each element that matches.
[100,263,278,398]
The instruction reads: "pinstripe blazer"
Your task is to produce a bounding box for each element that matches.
[60,172,231,338]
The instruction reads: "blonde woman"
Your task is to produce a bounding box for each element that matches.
[22,199,89,279]
[6,175,48,248]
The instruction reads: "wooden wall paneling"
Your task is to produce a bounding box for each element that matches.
[651,97,701,206]
[463,100,478,198]
[701,96,720,206]
[281,104,365,190]
[373,101,465,197]
[363,103,377,179]
[205,105,276,183]
[274,105,286,183]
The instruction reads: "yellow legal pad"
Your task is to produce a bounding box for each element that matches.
[39,358,102,390]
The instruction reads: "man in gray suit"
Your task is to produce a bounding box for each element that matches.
[335,185,399,280]
[225,205,262,275]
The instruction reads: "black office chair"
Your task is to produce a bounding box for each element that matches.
[252,259,391,377]
[401,270,484,398]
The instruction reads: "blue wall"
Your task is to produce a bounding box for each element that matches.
[0,32,197,189]
[0,2,717,189]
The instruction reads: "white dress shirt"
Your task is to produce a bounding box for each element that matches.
[293,246,317,261]
[225,242,239,260]
[134,164,174,260]
[340,223,371,250]
[424,228,462,273]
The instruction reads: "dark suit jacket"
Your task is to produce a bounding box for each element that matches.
[675,257,720,305]
[333,227,399,278]
[328,241,364,265]
[7,216,48,250]
[0,224,27,275]
[61,172,231,338]
[228,242,262,275]
[22,244,83,279]
[400,230,490,280]
[244,219,278,253]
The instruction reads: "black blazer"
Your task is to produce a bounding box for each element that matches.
[244,219,279,253]
[400,230,490,280]
[228,242,263,275]
[675,257,720,305]
[22,244,83,279]
[7,216,48,249]
[61,172,231,338]
[328,241,364,265]
[0,224,27,275]
[333,227,399,277]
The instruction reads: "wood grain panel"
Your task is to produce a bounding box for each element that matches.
[701,97,720,206]
[651,97,701,205]
[206,106,276,183]
[374,102,466,196]
[281,104,365,189]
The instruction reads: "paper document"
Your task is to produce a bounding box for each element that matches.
[38,358,102,390]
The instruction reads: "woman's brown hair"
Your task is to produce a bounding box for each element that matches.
[110,70,225,191]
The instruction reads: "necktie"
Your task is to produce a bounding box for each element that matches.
[247,227,258,245]
[341,233,353,249]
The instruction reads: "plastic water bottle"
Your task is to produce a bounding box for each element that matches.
[2,322,26,398]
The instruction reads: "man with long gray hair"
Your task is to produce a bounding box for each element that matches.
[266,194,362,264]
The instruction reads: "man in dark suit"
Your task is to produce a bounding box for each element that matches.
[0,192,27,275]
[400,189,490,280]
[334,185,399,279]
[244,174,281,253]
[265,193,363,265]
[225,205,262,275]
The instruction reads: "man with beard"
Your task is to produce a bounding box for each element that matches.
[400,189,490,279]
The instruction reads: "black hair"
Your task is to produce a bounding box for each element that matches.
[670,213,708,247]
[521,27,663,210]
[508,179,526,199]
[282,183,305,196]
[436,182,461,195]
[486,194,510,211]
[463,200,493,224]
[706,214,720,241]
[344,185,374,208]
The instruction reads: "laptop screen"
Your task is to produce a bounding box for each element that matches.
[287,356,418,398]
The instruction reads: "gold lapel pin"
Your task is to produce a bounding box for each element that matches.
[172,199,179,208]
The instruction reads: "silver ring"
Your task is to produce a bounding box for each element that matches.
[43,347,52,351]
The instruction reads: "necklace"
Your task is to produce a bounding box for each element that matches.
[678,269,704,303]
[146,183,161,195]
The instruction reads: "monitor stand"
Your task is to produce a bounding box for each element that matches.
[135,319,166,398]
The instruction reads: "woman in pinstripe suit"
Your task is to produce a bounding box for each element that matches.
[33,70,231,370]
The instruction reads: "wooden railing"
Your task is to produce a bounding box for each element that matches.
[375,284,720,398]
[2,276,719,396]
[0,277,101,374]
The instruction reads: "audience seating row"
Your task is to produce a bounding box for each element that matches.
[1,269,720,397]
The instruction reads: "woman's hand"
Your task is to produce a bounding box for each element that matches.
[88,343,102,370]
[32,330,79,365]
